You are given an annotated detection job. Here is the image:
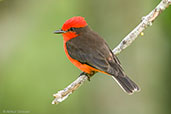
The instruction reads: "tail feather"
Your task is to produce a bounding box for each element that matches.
[112,75,140,94]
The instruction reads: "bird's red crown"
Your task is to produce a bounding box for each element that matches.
[62,16,87,31]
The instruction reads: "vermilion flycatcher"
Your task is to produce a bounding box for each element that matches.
[54,16,140,94]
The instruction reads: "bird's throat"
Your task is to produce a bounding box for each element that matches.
[62,32,78,43]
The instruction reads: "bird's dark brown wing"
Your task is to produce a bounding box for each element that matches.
[65,26,123,76]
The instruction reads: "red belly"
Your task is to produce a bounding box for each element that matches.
[64,43,99,74]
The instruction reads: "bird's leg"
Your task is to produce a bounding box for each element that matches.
[79,71,97,81]
[79,72,91,81]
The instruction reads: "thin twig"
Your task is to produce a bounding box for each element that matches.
[52,0,171,104]
[113,0,171,55]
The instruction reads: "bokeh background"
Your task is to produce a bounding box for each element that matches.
[0,0,171,114]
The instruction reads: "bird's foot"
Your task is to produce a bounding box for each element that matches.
[79,72,96,81]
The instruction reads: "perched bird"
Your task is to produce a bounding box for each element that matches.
[54,16,140,94]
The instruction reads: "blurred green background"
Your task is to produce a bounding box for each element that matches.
[0,0,171,114]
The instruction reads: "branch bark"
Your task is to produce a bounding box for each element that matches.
[52,0,171,104]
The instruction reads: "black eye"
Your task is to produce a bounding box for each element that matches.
[68,27,75,31]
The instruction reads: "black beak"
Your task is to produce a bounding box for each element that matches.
[54,29,66,34]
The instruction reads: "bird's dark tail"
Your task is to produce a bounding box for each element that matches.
[112,75,140,94]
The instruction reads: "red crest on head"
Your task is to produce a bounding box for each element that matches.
[62,16,87,31]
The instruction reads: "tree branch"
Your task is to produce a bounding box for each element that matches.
[52,0,171,104]
[113,0,171,55]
